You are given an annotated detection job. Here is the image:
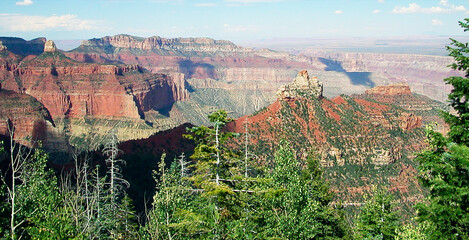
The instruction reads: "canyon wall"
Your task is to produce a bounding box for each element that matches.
[0,40,190,149]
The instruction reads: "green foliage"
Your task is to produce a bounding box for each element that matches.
[444,18,469,144]
[143,153,195,239]
[415,140,469,239]
[355,189,400,240]
[395,223,427,240]
[260,140,348,239]
[0,142,79,239]
[414,18,469,240]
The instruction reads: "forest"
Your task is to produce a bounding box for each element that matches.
[0,19,468,240]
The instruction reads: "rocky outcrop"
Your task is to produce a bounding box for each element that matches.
[365,83,412,96]
[43,40,57,53]
[0,41,6,51]
[276,70,323,99]
[225,81,440,218]
[399,112,422,131]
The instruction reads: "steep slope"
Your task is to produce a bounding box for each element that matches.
[226,71,446,216]
[0,40,189,149]
[0,89,59,148]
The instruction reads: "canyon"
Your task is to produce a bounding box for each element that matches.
[0,34,455,157]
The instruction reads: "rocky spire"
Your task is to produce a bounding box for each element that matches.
[0,41,7,51]
[44,40,57,53]
[276,70,323,99]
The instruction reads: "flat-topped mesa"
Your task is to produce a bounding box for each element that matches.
[365,83,412,96]
[276,70,323,100]
[79,34,251,54]
[43,40,57,53]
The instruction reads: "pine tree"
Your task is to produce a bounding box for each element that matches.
[355,188,400,240]
[415,18,469,240]
[259,140,347,239]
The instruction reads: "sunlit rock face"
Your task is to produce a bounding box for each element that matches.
[44,40,57,53]
[276,70,323,99]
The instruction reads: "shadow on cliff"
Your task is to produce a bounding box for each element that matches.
[178,59,217,79]
[318,57,375,88]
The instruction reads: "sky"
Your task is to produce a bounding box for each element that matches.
[2,0,469,45]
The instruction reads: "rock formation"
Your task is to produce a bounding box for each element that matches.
[0,44,191,149]
[365,83,412,95]
[225,82,444,218]
[43,40,57,53]
[276,70,323,99]
[0,89,54,147]
[79,34,253,56]
[0,41,6,51]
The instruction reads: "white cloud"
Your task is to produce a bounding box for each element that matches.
[194,3,217,7]
[335,10,343,14]
[439,0,448,6]
[16,0,33,6]
[0,14,98,32]
[372,9,381,14]
[223,23,258,32]
[392,3,467,14]
[378,0,384,3]
[432,19,443,25]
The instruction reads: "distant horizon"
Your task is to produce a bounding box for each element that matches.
[3,33,463,56]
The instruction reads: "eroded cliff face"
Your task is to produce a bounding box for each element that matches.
[0,41,190,149]
[306,51,460,101]
[1,50,186,120]
[0,89,54,147]
[80,34,253,56]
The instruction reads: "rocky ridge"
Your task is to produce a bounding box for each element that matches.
[80,34,252,56]
[276,70,323,99]
[0,37,46,56]
[225,73,446,215]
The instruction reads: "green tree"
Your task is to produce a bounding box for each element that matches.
[0,135,78,239]
[260,140,347,239]
[355,189,400,240]
[143,153,199,239]
[414,18,469,240]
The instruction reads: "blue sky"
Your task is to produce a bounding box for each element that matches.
[2,0,469,43]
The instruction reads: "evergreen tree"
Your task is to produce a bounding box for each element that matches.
[415,18,469,240]
[144,153,197,239]
[259,140,347,239]
[355,189,400,240]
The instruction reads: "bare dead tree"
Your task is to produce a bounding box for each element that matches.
[178,152,188,180]
[102,129,129,203]
[0,121,35,239]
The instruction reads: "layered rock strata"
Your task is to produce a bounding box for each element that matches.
[0,89,54,147]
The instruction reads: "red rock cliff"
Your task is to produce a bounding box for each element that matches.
[0,45,188,120]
